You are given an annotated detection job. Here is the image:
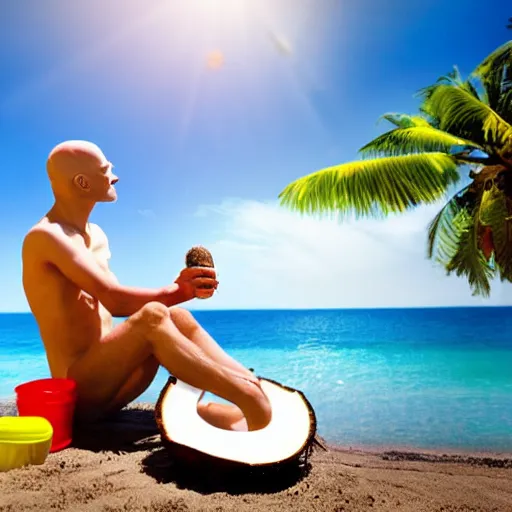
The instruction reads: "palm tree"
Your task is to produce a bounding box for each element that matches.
[278,41,512,297]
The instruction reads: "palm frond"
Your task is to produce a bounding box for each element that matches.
[496,88,512,125]
[418,65,483,104]
[427,184,496,296]
[445,207,494,297]
[417,66,486,128]
[379,113,431,129]
[424,84,512,147]
[427,186,470,262]
[479,184,512,281]
[472,41,512,80]
[464,76,484,102]
[471,40,512,118]
[278,153,460,219]
[359,125,482,159]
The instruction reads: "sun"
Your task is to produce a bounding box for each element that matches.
[206,50,225,70]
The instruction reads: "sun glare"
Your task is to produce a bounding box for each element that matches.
[206,50,225,70]
[12,0,332,142]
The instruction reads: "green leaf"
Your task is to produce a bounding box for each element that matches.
[379,113,431,129]
[418,66,486,128]
[418,65,483,103]
[473,41,512,77]
[427,187,469,263]
[427,185,496,296]
[423,84,512,147]
[496,88,512,125]
[471,41,512,120]
[359,125,482,159]
[445,208,494,297]
[479,185,512,281]
[278,153,460,219]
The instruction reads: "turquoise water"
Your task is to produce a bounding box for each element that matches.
[1,308,511,453]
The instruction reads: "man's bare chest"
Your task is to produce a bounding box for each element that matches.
[68,230,111,271]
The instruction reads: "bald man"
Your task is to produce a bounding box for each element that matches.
[22,141,271,432]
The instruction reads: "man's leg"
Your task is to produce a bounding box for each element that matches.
[104,355,160,413]
[168,308,253,430]
[67,302,271,431]
[106,355,247,430]
[169,308,255,381]
[107,356,247,431]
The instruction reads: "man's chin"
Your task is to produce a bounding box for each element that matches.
[99,194,117,203]
[102,192,117,203]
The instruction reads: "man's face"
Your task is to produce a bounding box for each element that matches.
[75,153,119,203]
[95,161,119,203]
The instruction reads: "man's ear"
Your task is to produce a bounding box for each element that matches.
[73,174,91,191]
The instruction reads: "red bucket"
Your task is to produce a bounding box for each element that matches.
[15,378,77,453]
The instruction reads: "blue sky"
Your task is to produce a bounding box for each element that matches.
[1,0,511,312]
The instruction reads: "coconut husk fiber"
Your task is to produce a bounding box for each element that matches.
[185,246,214,269]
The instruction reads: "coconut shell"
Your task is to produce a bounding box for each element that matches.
[154,376,318,483]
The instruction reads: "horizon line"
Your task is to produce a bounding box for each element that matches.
[1,304,512,315]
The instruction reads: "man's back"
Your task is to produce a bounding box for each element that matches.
[22,219,114,378]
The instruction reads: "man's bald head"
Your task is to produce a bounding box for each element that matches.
[47,140,107,180]
[46,140,118,203]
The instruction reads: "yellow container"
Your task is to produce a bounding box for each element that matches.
[0,416,53,472]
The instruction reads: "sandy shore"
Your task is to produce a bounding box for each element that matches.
[1,401,512,512]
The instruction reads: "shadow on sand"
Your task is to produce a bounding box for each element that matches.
[72,404,161,454]
[140,447,313,495]
[71,404,315,494]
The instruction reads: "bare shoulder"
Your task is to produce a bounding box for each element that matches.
[24,219,64,244]
[22,220,71,258]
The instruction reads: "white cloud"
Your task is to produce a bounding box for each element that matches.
[191,198,512,310]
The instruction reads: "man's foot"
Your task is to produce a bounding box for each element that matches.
[226,367,262,389]
[197,402,248,431]
[231,375,272,431]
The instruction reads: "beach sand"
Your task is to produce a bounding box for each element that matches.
[1,401,511,512]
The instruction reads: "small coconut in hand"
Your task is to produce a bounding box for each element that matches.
[185,246,215,298]
[186,246,214,268]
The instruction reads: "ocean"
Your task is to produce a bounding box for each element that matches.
[1,308,511,454]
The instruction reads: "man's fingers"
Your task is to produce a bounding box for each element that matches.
[195,288,215,299]
[194,279,217,299]
[193,277,218,289]
[185,266,216,278]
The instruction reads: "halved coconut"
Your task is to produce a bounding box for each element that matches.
[155,376,317,470]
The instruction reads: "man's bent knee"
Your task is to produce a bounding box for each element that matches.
[169,307,194,327]
[133,302,170,330]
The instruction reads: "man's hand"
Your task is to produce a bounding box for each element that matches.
[174,267,218,302]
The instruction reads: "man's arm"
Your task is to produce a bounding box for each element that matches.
[23,226,188,317]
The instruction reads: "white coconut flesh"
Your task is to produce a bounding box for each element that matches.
[159,379,314,465]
